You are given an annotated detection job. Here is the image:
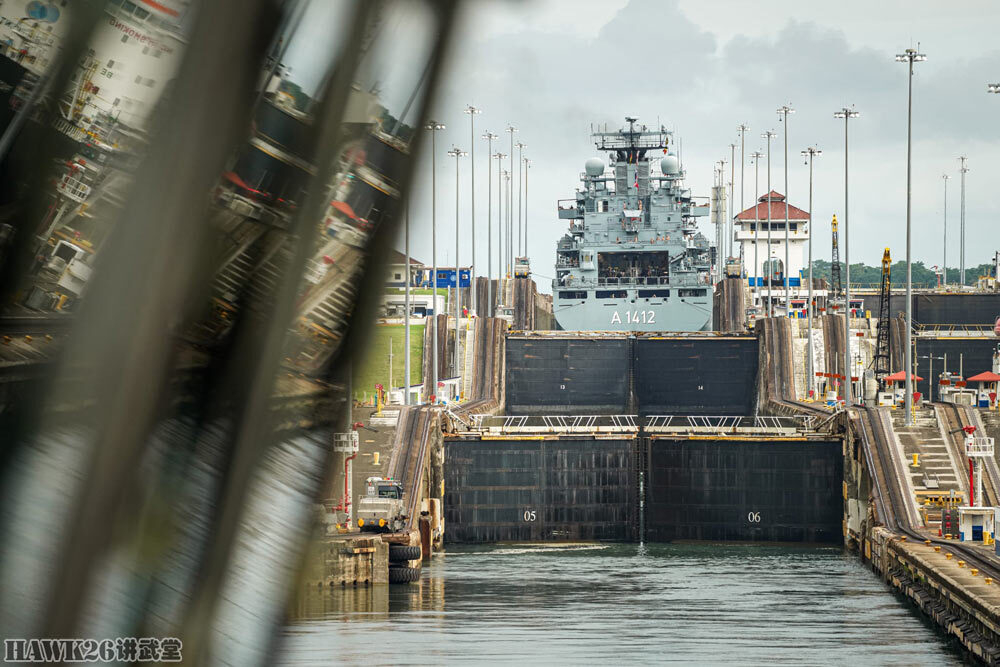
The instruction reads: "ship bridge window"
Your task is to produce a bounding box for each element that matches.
[596,290,627,299]
[598,200,609,212]
[639,289,670,298]
[559,290,587,300]
[678,288,706,298]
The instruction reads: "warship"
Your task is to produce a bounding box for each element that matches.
[552,118,713,331]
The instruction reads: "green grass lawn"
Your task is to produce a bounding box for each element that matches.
[352,323,424,401]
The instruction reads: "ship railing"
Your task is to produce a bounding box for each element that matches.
[643,415,819,436]
[472,414,640,435]
[557,199,582,219]
[597,276,670,286]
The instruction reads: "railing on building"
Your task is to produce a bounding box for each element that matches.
[967,436,995,458]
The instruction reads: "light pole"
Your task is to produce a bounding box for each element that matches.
[737,123,749,263]
[505,125,517,275]
[729,142,736,260]
[524,157,531,262]
[801,147,822,399]
[404,199,410,405]
[448,146,467,383]
[897,47,925,424]
[516,141,526,257]
[503,169,512,275]
[425,120,445,402]
[762,130,777,317]
[958,155,968,286]
[494,152,506,302]
[750,150,764,302]
[482,131,498,316]
[716,157,728,283]
[834,106,859,405]
[942,173,951,288]
[777,104,795,317]
[464,105,481,314]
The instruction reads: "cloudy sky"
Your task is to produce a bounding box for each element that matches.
[288,0,1000,292]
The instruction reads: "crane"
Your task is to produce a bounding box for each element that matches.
[830,214,842,299]
[872,247,891,385]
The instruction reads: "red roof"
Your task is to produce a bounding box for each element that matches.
[330,200,359,220]
[967,371,1000,382]
[734,190,810,222]
[885,371,923,382]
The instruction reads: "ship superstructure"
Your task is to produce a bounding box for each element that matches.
[552,118,713,331]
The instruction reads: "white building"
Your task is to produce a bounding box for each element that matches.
[734,190,816,312]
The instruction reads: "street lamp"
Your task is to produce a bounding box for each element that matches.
[516,141,526,256]
[482,131,498,316]
[896,47,925,424]
[464,105,481,314]
[737,123,749,262]
[750,150,764,303]
[425,120,446,401]
[801,146,822,399]
[716,157,728,283]
[503,169,512,275]
[448,146,467,381]
[958,155,968,286]
[762,130,777,317]
[942,173,951,289]
[833,106,859,405]
[505,126,517,276]
[729,142,737,260]
[777,104,795,317]
[494,152,507,298]
[524,157,532,264]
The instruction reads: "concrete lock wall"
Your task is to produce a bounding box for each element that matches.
[645,439,844,543]
[444,438,638,543]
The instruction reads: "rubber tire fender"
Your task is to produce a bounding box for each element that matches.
[389,544,422,562]
[388,565,421,584]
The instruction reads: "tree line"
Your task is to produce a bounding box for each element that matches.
[808,259,997,288]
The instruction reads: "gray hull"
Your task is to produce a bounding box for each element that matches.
[553,291,712,332]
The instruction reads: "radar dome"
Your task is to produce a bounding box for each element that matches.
[660,155,679,175]
[585,157,605,177]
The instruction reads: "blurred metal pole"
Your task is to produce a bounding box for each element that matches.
[177,4,378,659]
[40,0,285,642]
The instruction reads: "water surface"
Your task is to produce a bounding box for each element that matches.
[281,543,962,665]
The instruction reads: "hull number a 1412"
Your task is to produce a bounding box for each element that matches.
[611,310,655,325]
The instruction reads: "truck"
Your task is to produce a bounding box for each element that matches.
[513,256,531,278]
[356,476,407,533]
